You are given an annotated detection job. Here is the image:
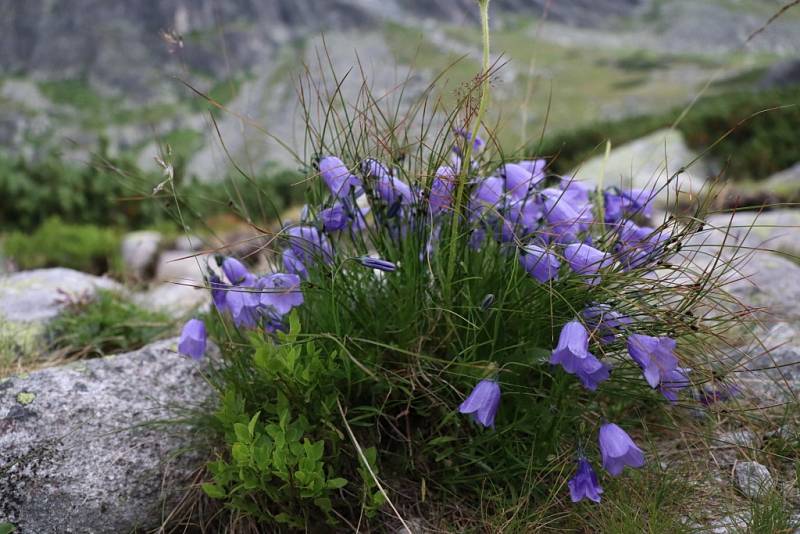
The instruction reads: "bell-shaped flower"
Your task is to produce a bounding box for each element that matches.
[501,162,545,200]
[519,244,560,283]
[320,156,361,198]
[458,379,501,428]
[258,273,303,316]
[222,257,253,286]
[627,334,691,403]
[559,178,592,206]
[550,320,611,391]
[469,176,505,216]
[208,274,229,314]
[319,203,349,232]
[616,221,671,269]
[285,225,333,264]
[178,318,207,360]
[225,283,261,329]
[282,248,308,279]
[598,423,645,476]
[568,457,604,503]
[563,243,612,285]
[541,189,592,243]
[376,174,416,208]
[603,188,654,223]
[452,127,485,156]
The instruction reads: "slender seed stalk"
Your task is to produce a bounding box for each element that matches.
[444,0,492,305]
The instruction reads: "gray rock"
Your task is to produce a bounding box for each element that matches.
[0,338,215,533]
[173,234,205,253]
[569,128,708,205]
[705,210,800,259]
[734,461,774,499]
[736,322,800,402]
[134,282,210,317]
[155,250,208,284]
[717,429,758,449]
[763,163,800,194]
[121,230,163,282]
[725,252,800,324]
[0,268,123,358]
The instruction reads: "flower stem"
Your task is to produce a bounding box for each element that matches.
[444,0,491,305]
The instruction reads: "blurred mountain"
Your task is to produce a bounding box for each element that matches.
[0,0,797,179]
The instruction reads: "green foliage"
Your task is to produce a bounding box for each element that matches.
[46,290,171,357]
[0,523,15,534]
[537,85,800,180]
[0,148,165,231]
[0,146,304,233]
[3,217,121,274]
[204,314,383,527]
[745,490,799,534]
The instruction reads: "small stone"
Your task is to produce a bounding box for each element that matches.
[155,250,208,284]
[734,461,774,499]
[133,282,210,316]
[717,429,758,448]
[121,230,162,281]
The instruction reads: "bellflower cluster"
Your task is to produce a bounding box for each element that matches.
[195,126,700,509]
[209,255,304,333]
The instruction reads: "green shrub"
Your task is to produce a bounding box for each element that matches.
[3,217,121,274]
[0,146,305,233]
[46,290,171,357]
[537,85,800,180]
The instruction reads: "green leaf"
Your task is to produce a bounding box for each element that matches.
[314,497,333,512]
[233,422,250,443]
[201,483,226,499]
[248,411,261,437]
[326,477,348,489]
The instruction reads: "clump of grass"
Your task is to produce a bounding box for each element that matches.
[3,217,121,275]
[45,290,172,359]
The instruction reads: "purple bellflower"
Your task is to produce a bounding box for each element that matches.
[627,334,690,402]
[282,248,308,279]
[178,318,207,360]
[541,189,592,243]
[320,156,361,198]
[550,320,611,391]
[357,256,397,272]
[225,283,260,329]
[568,457,604,503]
[258,273,304,316]
[222,257,253,286]
[209,274,229,314]
[502,162,545,200]
[286,225,333,264]
[563,243,612,285]
[519,244,560,283]
[319,203,349,232]
[598,423,645,476]
[458,379,501,428]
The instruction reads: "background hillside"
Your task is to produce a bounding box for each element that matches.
[1,0,798,181]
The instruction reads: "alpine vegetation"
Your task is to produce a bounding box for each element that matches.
[172,0,744,529]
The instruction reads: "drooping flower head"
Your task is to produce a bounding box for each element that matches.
[550,320,611,391]
[598,423,645,476]
[258,273,304,316]
[563,243,612,285]
[452,127,485,156]
[603,188,655,223]
[501,162,545,200]
[285,225,333,265]
[458,379,501,428]
[225,282,261,329]
[319,203,349,232]
[222,257,253,286]
[541,189,592,243]
[616,221,671,269]
[627,334,690,402]
[519,244,560,283]
[178,318,207,360]
[208,274,229,314]
[320,156,361,198]
[568,457,604,503]
[282,248,308,279]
